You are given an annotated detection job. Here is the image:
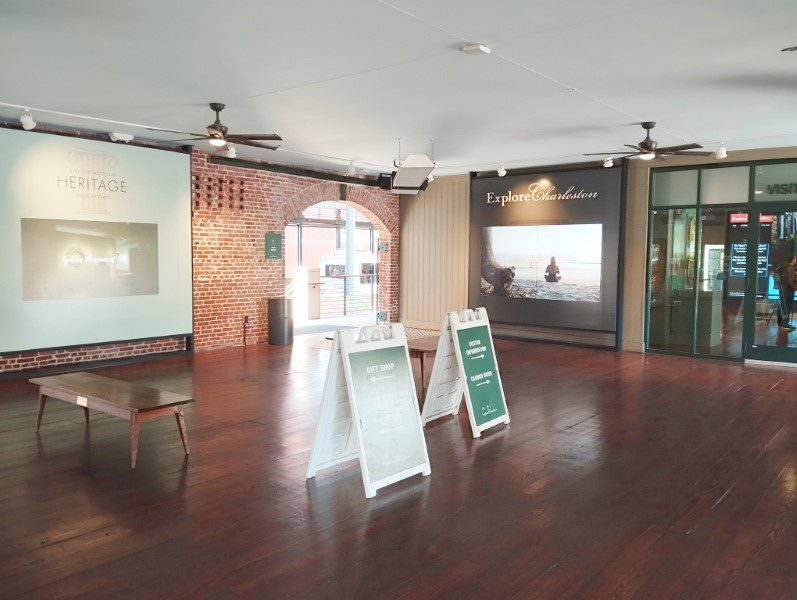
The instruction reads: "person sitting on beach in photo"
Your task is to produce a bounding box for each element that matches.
[544,256,561,283]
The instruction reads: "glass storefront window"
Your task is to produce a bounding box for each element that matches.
[753,162,797,201]
[355,228,372,252]
[701,166,749,205]
[648,160,797,361]
[647,208,697,352]
[652,169,698,207]
[753,210,797,350]
[694,209,747,357]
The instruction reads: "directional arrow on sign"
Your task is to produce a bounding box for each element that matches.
[476,379,491,386]
[470,354,485,360]
[370,375,395,383]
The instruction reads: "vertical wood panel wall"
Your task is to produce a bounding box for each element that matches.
[399,175,470,329]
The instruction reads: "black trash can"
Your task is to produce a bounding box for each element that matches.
[268,297,293,345]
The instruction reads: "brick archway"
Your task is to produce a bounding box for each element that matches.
[190,150,399,349]
[284,181,399,323]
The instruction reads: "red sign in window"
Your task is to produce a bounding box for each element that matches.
[729,213,774,224]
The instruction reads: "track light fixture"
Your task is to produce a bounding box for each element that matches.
[715,144,727,160]
[427,174,434,183]
[226,144,237,159]
[109,132,134,143]
[497,164,507,177]
[461,43,491,55]
[603,157,613,168]
[20,109,36,131]
[347,161,357,176]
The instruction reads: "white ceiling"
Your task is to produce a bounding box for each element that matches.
[2,0,796,175]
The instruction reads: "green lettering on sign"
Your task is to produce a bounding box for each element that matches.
[346,345,425,481]
[265,233,281,259]
[456,324,506,426]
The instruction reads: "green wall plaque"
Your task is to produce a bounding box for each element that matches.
[265,233,282,259]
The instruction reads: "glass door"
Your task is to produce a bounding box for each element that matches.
[646,207,750,358]
[647,208,697,353]
[694,208,747,358]
[744,206,797,361]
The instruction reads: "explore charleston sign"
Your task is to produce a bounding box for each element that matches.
[486,181,599,207]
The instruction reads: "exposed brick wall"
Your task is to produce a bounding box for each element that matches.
[191,151,400,350]
[0,336,187,374]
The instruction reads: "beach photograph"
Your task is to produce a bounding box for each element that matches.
[481,224,602,302]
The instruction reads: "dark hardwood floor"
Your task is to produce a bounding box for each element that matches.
[1,337,795,599]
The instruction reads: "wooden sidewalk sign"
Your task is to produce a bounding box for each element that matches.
[421,308,510,438]
[307,324,431,498]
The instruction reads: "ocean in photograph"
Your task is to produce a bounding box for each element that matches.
[513,264,601,287]
[481,277,601,302]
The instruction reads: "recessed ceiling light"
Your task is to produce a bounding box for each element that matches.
[461,43,491,55]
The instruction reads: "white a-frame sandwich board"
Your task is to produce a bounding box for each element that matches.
[421,308,510,438]
[306,324,431,498]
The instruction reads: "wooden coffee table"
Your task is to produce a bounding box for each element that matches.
[30,371,195,469]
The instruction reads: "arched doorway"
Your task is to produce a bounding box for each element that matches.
[280,182,398,334]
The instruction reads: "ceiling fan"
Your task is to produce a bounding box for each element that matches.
[150,102,282,151]
[584,121,713,161]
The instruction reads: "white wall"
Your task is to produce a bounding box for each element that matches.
[0,129,191,352]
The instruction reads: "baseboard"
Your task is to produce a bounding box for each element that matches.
[744,359,797,369]
[621,339,645,353]
[0,350,193,381]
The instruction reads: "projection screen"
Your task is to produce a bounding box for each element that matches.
[0,128,192,353]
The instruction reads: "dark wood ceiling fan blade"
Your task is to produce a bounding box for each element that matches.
[672,150,715,156]
[234,140,280,151]
[163,137,211,143]
[624,144,642,151]
[227,134,283,141]
[657,143,702,153]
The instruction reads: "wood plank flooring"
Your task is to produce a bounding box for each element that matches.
[0,337,795,599]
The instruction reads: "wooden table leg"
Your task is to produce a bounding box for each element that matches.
[420,353,426,398]
[35,393,47,431]
[130,414,141,470]
[83,406,89,423]
[175,409,189,455]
